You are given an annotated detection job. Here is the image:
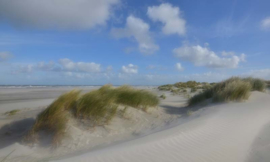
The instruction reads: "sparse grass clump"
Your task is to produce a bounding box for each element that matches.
[160,94,166,99]
[188,77,261,106]
[5,109,20,116]
[158,84,173,91]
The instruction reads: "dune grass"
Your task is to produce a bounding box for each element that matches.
[188,77,264,106]
[27,85,159,146]
[75,88,118,125]
[27,90,81,145]
[114,85,159,109]
[5,109,20,116]
[160,94,166,99]
[243,77,266,92]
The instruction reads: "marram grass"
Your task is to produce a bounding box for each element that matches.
[188,77,265,106]
[27,85,159,146]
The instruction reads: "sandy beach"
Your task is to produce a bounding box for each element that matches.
[0,86,269,162]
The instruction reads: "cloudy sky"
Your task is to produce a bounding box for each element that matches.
[0,0,269,85]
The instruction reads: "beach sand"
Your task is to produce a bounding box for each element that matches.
[0,87,270,162]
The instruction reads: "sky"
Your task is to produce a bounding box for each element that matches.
[0,0,270,85]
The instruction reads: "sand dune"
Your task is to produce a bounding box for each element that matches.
[53,92,270,162]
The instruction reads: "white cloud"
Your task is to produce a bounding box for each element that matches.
[261,17,270,31]
[111,15,159,55]
[0,52,12,61]
[0,0,119,30]
[147,3,186,36]
[173,44,246,68]
[59,58,101,73]
[121,64,138,74]
[175,63,184,71]
[244,69,270,80]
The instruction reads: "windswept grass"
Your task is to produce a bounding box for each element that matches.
[76,88,118,125]
[114,85,159,109]
[27,90,81,145]
[27,85,159,146]
[243,77,266,92]
[188,77,263,106]
[5,110,20,116]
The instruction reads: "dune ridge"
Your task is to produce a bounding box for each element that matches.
[54,92,270,162]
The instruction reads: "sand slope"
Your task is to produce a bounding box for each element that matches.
[54,92,270,162]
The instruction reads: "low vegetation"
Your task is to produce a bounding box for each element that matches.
[26,85,159,146]
[158,81,212,95]
[188,77,266,106]
[160,94,166,99]
[5,109,20,116]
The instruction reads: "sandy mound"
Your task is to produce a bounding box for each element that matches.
[52,92,270,162]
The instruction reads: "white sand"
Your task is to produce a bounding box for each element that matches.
[53,92,270,162]
[0,87,182,162]
[1,87,270,162]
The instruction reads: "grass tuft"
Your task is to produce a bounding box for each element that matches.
[243,77,266,92]
[27,90,81,146]
[5,110,20,116]
[188,77,261,106]
[160,94,166,99]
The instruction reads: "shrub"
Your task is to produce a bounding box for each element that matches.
[188,77,253,106]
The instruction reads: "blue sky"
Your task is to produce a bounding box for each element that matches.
[0,0,270,85]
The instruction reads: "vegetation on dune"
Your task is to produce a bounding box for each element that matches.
[5,109,20,116]
[160,94,166,99]
[26,85,159,146]
[114,85,159,109]
[27,90,81,145]
[243,77,266,92]
[266,81,270,88]
[158,81,213,95]
[188,77,266,106]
